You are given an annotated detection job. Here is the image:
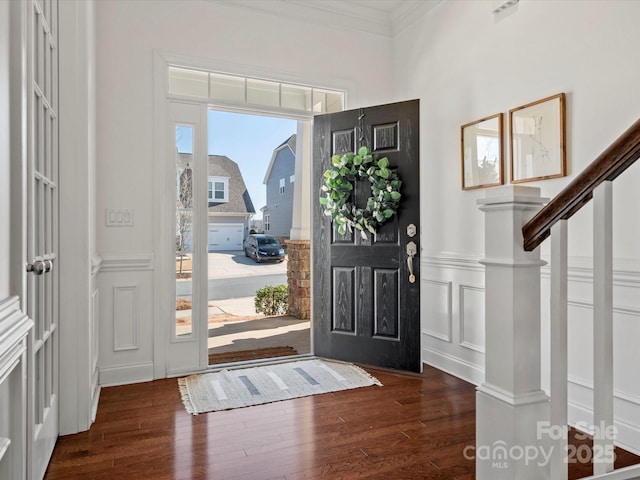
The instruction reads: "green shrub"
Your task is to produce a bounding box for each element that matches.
[254,284,288,316]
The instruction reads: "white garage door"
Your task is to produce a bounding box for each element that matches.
[208,223,244,251]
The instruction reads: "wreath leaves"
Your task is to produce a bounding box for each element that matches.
[319,146,402,239]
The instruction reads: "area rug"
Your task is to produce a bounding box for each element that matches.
[178,358,382,415]
[208,346,298,365]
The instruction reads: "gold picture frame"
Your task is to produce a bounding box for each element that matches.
[461,113,503,190]
[509,93,566,183]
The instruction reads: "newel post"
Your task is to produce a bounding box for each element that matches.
[476,185,550,479]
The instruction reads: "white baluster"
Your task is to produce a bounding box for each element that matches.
[550,219,568,480]
[593,180,614,475]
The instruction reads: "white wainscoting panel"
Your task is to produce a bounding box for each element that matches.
[113,285,139,351]
[91,287,101,421]
[459,284,485,353]
[92,289,100,372]
[98,252,155,387]
[421,279,452,342]
[421,253,485,386]
[421,252,640,456]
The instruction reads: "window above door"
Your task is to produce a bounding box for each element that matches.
[167,66,344,117]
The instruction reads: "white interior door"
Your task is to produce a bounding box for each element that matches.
[26,0,59,478]
[168,101,209,375]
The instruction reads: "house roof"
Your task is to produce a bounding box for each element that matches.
[263,134,296,184]
[178,153,256,214]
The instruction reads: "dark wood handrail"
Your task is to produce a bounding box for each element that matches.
[523,118,640,251]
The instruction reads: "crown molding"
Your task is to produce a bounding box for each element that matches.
[211,0,442,38]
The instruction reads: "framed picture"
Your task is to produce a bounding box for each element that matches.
[509,93,566,183]
[461,113,503,190]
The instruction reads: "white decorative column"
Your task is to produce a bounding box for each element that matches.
[476,185,550,479]
[289,121,311,241]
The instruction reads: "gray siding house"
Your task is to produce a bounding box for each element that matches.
[262,134,296,239]
[179,153,255,251]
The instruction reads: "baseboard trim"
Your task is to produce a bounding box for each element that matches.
[99,362,154,387]
[422,345,484,386]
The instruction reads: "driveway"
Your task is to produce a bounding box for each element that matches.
[207,250,287,279]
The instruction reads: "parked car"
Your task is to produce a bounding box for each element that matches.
[244,234,285,263]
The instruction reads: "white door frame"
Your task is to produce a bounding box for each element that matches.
[153,51,349,378]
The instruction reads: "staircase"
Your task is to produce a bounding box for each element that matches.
[476,119,640,479]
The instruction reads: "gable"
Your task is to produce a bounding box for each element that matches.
[178,153,255,214]
[263,134,296,184]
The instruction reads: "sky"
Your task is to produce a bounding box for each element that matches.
[176,111,297,219]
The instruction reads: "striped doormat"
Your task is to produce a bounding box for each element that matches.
[178,358,382,415]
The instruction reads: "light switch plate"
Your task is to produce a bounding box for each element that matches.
[105,209,134,227]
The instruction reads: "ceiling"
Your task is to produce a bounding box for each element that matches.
[213,0,444,37]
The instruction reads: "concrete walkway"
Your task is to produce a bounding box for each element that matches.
[203,296,310,355]
[176,296,311,355]
[175,251,311,360]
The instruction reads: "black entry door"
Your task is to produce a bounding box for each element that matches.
[312,99,421,372]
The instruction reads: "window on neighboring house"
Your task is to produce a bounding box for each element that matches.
[279,178,285,194]
[290,174,295,183]
[264,214,270,231]
[208,176,229,203]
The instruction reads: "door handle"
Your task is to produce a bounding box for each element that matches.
[406,241,417,284]
[26,259,52,275]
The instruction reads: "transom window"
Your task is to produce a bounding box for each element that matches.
[168,66,344,115]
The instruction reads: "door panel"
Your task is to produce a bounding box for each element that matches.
[27,0,59,477]
[312,100,421,372]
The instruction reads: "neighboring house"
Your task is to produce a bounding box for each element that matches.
[178,153,255,251]
[262,134,296,239]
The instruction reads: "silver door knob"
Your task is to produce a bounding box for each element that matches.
[26,259,52,275]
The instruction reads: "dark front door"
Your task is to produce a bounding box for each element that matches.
[312,99,421,372]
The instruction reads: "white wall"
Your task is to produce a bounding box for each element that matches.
[393,0,640,453]
[94,0,395,382]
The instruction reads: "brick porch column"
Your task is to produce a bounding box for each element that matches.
[285,240,310,319]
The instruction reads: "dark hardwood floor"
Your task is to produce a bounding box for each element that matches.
[44,364,639,480]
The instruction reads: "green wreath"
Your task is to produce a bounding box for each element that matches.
[319,146,402,239]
